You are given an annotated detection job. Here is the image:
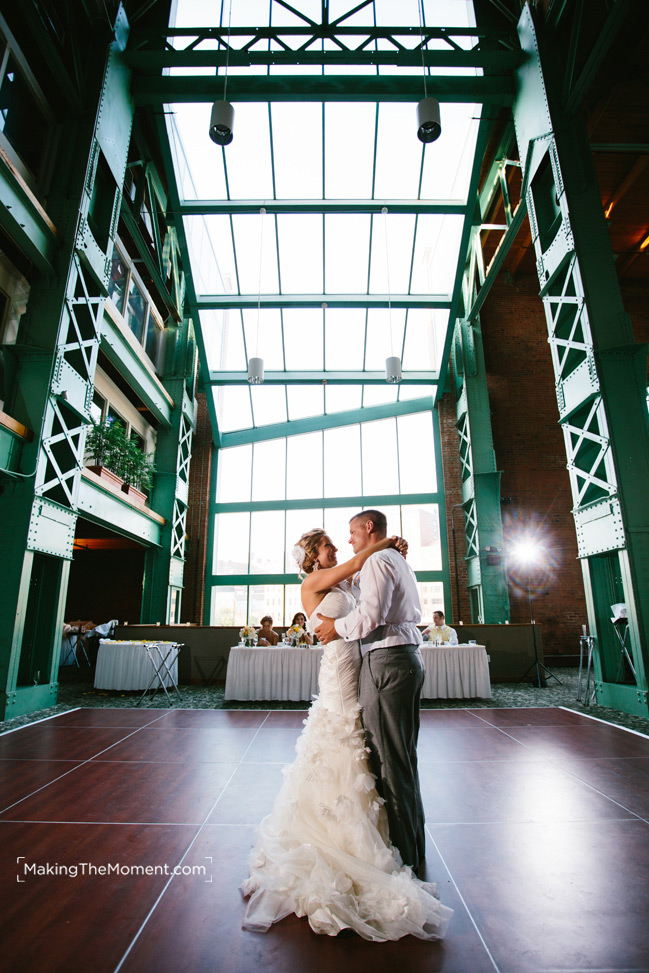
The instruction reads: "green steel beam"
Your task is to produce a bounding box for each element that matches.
[100,313,174,426]
[0,164,59,273]
[150,112,222,447]
[120,201,181,323]
[436,112,495,401]
[432,407,453,620]
[564,0,634,115]
[214,491,439,513]
[466,198,528,322]
[129,50,518,70]
[589,143,649,153]
[133,74,515,106]
[219,396,436,447]
[209,370,437,386]
[179,199,468,217]
[77,476,163,547]
[211,570,446,585]
[196,294,450,311]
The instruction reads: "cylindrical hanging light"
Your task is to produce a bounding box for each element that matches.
[385,356,402,384]
[248,357,264,384]
[417,97,441,143]
[209,100,235,145]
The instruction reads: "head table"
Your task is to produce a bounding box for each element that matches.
[224,642,490,701]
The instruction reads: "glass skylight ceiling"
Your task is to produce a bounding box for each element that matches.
[166,0,480,438]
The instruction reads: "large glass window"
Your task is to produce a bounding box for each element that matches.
[0,34,54,190]
[106,240,167,373]
[211,411,447,623]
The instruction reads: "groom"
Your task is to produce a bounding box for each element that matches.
[315,509,426,872]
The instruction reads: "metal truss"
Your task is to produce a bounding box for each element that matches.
[513,4,649,712]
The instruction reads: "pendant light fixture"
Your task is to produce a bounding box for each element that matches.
[248,207,265,384]
[382,207,402,384]
[416,0,441,144]
[209,0,234,145]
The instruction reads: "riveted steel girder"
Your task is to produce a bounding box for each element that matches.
[513,5,649,716]
[133,73,515,106]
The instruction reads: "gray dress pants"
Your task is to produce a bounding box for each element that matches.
[358,644,426,870]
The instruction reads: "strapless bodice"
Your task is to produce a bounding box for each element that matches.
[307,586,360,714]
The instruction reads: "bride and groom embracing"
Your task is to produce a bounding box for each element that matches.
[241,509,453,942]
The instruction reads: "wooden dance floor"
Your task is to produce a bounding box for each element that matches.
[1,706,649,973]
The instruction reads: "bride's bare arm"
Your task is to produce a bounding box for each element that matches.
[301,536,407,598]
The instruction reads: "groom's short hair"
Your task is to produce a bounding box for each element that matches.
[351,509,387,536]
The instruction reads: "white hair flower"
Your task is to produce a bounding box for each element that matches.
[292,544,306,573]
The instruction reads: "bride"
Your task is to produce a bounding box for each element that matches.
[241,528,453,942]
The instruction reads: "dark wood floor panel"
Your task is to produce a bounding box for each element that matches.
[205,762,286,826]
[117,825,496,973]
[429,817,649,973]
[563,756,649,822]
[153,709,269,728]
[44,708,170,728]
[0,724,143,762]
[416,726,545,764]
[0,759,82,814]
[96,726,262,764]
[467,706,591,727]
[419,708,490,727]
[1,708,648,973]
[420,757,637,825]
[504,723,649,765]
[0,820,201,973]
[240,726,305,764]
[262,709,310,728]
[1,759,239,825]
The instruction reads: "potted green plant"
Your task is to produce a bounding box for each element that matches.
[85,418,124,488]
[119,434,155,503]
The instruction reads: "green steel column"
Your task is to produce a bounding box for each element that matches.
[452,314,510,624]
[512,5,649,715]
[141,318,197,623]
[0,11,133,719]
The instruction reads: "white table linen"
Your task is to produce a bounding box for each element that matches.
[225,645,323,701]
[224,642,490,701]
[421,643,491,699]
[95,639,179,691]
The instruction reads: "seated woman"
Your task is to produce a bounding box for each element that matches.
[257,616,280,646]
[290,611,313,645]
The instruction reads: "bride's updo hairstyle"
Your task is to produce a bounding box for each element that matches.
[292,528,326,578]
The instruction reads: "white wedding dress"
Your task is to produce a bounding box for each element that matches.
[241,585,453,941]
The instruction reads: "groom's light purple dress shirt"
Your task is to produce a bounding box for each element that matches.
[334,548,422,656]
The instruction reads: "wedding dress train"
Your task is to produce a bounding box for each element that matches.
[241,585,453,941]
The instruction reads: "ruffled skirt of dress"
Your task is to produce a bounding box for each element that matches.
[241,697,453,941]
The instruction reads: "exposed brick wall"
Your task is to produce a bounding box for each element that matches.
[479,273,587,657]
[182,393,213,624]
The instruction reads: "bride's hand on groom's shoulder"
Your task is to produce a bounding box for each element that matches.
[390,535,408,558]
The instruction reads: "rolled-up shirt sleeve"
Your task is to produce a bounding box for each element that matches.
[334,554,393,641]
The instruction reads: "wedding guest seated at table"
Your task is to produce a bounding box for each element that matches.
[422,610,459,645]
[290,611,313,645]
[257,616,280,646]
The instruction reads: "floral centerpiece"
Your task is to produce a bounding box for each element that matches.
[239,625,257,647]
[286,623,306,647]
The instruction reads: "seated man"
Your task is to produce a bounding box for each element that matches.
[257,615,280,646]
[422,610,459,645]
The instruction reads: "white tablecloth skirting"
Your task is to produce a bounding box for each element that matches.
[225,646,323,701]
[95,641,178,691]
[421,644,491,699]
